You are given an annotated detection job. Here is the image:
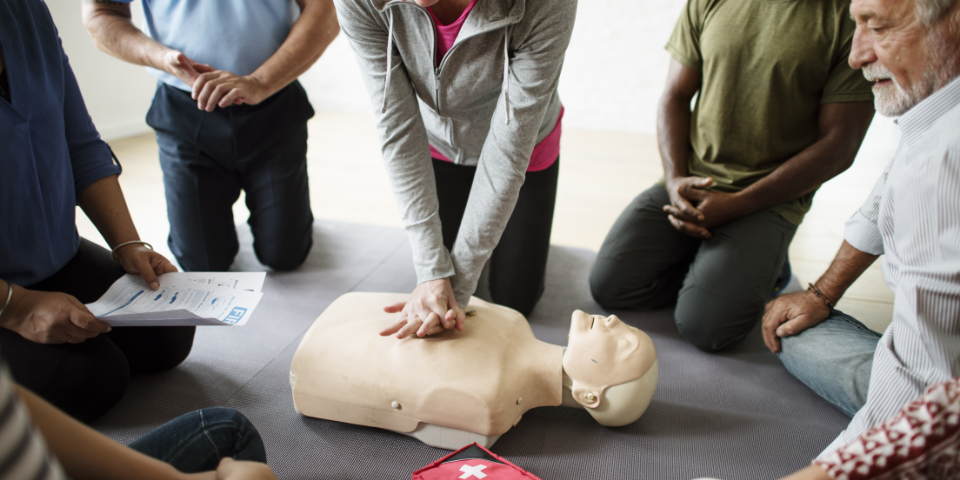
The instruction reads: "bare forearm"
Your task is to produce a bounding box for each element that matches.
[77,175,140,249]
[736,137,858,215]
[82,1,172,71]
[780,465,832,480]
[17,386,197,480]
[815,240,879,302]
[657,93,693,181]
[249,0,339,97]
[736,102,874,216]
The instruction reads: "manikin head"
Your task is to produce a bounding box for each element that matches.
[849,0,960,116]
[562,311,658,427]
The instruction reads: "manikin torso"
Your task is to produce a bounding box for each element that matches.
[291,293,657,449]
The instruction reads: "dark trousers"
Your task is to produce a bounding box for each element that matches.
[131,407,267,471]
[147,81,315,272]
[0,239,196,422]
[589,184,798,351]
[433,158,559,316]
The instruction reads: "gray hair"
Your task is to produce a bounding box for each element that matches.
[915,0,958,25]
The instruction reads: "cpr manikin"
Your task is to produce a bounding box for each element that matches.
[290,293,658,449]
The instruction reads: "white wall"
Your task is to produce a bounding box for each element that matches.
[48,0,894,140]
[51,0,689,138]
[304,0,688,134]
[47,0,157,140]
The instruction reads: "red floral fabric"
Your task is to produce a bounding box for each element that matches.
[814,376,960,480]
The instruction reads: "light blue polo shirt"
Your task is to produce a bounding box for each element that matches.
[118,0,299,91]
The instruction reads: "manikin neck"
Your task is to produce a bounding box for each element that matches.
[559,348,584,409]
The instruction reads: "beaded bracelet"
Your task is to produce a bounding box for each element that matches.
[111,240,154,262]
[807,283,835,310]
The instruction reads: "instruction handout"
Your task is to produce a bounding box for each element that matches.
[86,272,266,327]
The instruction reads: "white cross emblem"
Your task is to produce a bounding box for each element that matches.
[459,464,488,479]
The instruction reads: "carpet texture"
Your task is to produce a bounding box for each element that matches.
[93,221,849,479]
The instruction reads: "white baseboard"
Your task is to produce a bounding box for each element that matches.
[97,118,152,142]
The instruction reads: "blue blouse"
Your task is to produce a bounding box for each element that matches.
[0,0,122,286]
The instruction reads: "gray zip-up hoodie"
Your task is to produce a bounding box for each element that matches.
[335,0,577,308]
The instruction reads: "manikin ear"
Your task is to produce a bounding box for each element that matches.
[571,384,602,409]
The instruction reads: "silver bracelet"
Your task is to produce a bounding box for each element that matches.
[111,240,153,262]
[0,283,13,320]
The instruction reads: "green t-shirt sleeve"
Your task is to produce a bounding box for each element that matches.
[665,0,707,71]
[821,16,875,104]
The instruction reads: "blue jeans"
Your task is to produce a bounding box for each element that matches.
[129,407,266,473]
[777,311,881,417]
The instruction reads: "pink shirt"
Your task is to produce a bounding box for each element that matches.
[427,0,561,172]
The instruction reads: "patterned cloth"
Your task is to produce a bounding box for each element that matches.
[0,359,66,480]
[815,376,960,479]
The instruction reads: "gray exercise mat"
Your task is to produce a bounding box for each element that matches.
[93,221,849,479]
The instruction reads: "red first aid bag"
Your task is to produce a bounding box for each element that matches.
[412,443,542,480]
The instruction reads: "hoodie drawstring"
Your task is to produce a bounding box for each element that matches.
[502,28,510,125]
[381,10,395,114]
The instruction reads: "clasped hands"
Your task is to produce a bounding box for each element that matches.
[663,176,747,238]
[1,244,175,345]
[379,278,466,339]
[162,50,270,112]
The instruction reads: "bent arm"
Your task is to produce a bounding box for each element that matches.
[813,240,879,303]
[657,59,701,182]
[448,0,577,306]
[335,0,455,284]
[247,0,339,99]
[77,175,141,250]
[734,102,875,216]
[82,0,174,72]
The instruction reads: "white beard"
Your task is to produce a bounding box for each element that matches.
[863,29,960,117]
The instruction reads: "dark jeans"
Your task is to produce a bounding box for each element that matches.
[147,81,315,272]
[590,184,798,351]
[433,158,559,316]
[0,239,195,422]
[130,407,267,472]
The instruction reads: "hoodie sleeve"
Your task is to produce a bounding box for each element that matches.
[447,0,577,307]
[334,0,456,285]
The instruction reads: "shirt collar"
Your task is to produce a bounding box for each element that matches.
[898,74,960,151]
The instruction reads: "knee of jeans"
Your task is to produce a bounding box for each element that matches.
[255,237,311,271]
[674,295,753,352]
[200,407,267,463]
[174,246,237,273]
[777,332,819,371]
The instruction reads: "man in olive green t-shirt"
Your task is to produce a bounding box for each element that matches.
[590,0,875,351]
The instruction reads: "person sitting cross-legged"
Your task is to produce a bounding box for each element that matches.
[763,0,960,461]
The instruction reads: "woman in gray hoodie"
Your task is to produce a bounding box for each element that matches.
[334,0,577,338]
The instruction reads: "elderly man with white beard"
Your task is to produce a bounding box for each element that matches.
[759,0,960,469]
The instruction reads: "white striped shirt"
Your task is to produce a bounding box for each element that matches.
[822,74,960,457]
[0,363,66,480]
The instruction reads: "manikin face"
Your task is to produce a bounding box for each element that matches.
[562,310,656,409]
[849,0,960,116]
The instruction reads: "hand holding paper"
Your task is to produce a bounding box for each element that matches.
[86,273,266,327]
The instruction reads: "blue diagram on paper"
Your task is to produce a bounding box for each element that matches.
[224,307,247,325]
[102,290,144,316]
